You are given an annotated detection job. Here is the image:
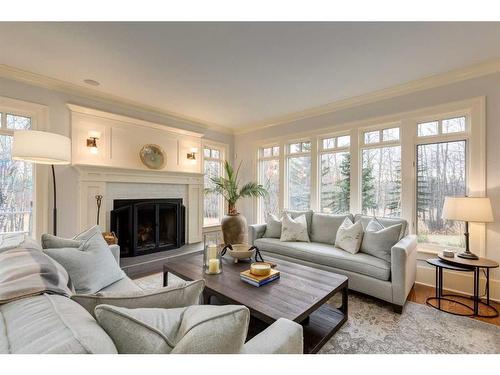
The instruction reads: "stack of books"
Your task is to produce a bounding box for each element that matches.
[240,269,280,287]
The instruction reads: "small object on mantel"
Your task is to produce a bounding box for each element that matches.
[442,249,455,258]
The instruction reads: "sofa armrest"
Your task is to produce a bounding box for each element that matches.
[391,235,417,307]
[242,318,303,354]
[248,224,267,245]
[109,244,120,265]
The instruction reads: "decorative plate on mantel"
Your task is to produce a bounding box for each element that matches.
[139,144,166,169]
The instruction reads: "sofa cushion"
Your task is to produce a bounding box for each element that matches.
[94,304,249,354]
[98,277,143,293]
[354,214,407,240]
[263,214,282,238]
[280,213,310,242]
[0,294,117,353]
[310,213,353,244]
[360,219,402,262]
[71,280,205,318]
[43,226,125,294]
[255,238,391,281]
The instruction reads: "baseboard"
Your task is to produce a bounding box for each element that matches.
[416,262,500,303]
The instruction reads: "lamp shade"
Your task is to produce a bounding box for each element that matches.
[12,130,71,165]
[442,197,494,223]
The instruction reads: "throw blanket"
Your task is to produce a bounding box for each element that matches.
[0,247,73,304]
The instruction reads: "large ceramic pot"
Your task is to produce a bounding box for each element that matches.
[221,213,248,245]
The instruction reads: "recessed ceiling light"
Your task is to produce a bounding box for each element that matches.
[83,79,100,87]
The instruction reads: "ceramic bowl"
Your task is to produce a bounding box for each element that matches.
[226,243,255,263]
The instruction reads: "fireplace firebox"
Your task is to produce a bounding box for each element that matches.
[110,198,185,257]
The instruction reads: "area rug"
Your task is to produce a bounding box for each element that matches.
[135,273,500,354]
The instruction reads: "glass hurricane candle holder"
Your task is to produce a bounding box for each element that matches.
[203,232,222,275]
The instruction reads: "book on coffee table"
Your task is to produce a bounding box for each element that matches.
[240,269,280,287]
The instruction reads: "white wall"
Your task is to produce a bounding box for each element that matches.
[0,77,233,238]
[235,72,500,297]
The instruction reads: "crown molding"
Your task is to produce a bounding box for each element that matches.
[2,59,500,138]
[234,59,500,135]
[0,64,234,135]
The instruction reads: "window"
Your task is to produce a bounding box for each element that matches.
[361,128,401,217]
[319,135,350,213]
[287,141,311,210]
[0,112,34,234]
[258,146,280,222]
[417,116,466,137]
[203,146,224,226]
[417,140,467,249]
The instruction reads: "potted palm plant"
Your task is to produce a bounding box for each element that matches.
[205,160,267,244]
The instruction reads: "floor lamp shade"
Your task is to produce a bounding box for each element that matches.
[12,130,71,164]
[11,130,71,236]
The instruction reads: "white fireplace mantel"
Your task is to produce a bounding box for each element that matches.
[75,165,204,243]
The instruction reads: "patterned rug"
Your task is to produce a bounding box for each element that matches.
[135,273,500,354]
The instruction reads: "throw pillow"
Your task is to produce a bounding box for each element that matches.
[280,213,310,242]
[71,280,205,318]
[263,214,282,238]
[334,217,364,254]
[43,226,125,294]
[41,233,83,249]
[94,304,250,354]
[283,209,313,235]
[360,218,402,262]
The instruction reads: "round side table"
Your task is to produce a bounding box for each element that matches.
[426,253,499,318]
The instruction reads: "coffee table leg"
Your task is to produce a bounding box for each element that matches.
[341,285,348,315]
[163,270,169,287]
[486,268,490,306]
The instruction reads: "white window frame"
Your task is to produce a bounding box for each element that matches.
[358,122,402,217]
[285,138,314,211]
[257,144,281,223]
[318,132,351,213]
[0,96,49,239]
[251,97,486,256]
[202,141,227,229]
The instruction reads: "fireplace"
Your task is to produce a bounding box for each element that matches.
[110,198,185,257]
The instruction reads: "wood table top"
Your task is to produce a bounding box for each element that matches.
[163,252,348,323]
[438,252,499,269]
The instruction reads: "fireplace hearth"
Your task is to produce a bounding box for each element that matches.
[110,198,185,257]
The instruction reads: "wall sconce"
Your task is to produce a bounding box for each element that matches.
[87,131,101,155]
[187,147,198,163]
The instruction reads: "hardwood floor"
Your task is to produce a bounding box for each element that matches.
[408,283,500,326]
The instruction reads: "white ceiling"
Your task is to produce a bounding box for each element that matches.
[1,22,500,130]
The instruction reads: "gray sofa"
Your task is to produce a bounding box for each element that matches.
[0,236,302,354]
[249,213,417,313]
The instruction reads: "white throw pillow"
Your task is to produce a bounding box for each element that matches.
[280,213,310,242]
[334,217,364,254]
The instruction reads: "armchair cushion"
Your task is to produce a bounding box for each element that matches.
[94,304,249,354]
[71,280,205,318]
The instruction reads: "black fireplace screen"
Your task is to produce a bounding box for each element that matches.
[110,198,185,257]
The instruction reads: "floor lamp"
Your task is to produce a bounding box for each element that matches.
[12,130,72,236]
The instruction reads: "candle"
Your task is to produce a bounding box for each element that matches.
[207,244,217,260]
[208,258,220,274]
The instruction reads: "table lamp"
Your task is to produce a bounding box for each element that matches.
[442,196,494,260]
[12,130,72,235]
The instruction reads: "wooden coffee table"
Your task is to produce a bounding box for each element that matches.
[163,252,348,353]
